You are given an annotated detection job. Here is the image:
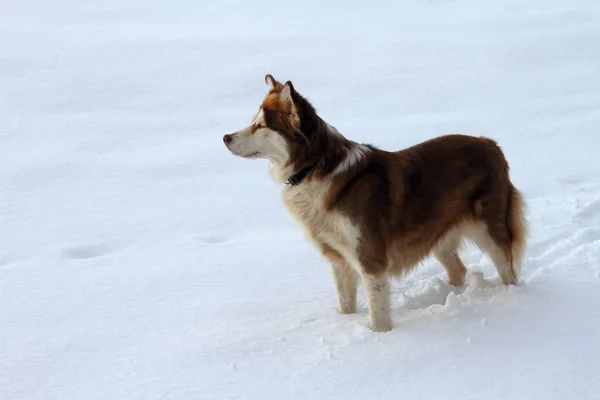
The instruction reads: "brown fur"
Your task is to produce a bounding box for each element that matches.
[225,75,528,331]
[330,135,520,277]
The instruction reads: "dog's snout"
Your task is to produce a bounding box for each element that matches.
[223,134,233,145]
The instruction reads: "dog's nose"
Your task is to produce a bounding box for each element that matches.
[223,134,233,145]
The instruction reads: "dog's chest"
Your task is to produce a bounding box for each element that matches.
[282,185,359,251]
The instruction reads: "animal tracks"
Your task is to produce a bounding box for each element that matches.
[574,198,600,221]
[59,233,233,263]
[524,189,600,281]
[60,243,116,260]
[198,235,229,245]
[527,226,600,278]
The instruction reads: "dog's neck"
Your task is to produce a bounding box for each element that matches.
[268,159,294,184]
[269,119,363,185]
[284,164,315,186]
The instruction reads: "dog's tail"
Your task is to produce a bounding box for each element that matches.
[506,183,527,280]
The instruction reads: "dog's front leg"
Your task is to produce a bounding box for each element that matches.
[321,244,358,314]
[331,259,358,314]
[362,273,392,332]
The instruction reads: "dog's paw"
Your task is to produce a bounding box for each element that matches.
[370,318,392,332]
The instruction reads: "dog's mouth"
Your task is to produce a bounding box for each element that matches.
[225,144,262,159]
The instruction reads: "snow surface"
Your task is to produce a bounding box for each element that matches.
[2,0,600,399]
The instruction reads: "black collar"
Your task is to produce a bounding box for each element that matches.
[284,164,315,186]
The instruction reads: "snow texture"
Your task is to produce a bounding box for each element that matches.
[2,0,600,399]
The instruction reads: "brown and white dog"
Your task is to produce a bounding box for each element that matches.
[223,75,527,332]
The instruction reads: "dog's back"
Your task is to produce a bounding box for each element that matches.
[326,135,525,282]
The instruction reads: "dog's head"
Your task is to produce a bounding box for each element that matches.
[223,75,319,182]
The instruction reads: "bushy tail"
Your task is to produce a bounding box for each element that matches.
[506,184,527,280]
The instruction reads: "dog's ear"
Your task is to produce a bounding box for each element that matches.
[265,74,279,90]
[281,81,294,104]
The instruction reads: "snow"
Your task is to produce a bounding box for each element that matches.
[2,0,600,399]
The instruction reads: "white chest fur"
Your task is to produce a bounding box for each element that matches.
[282,182,361,257]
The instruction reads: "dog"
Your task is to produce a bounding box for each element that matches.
[223,75,527,332]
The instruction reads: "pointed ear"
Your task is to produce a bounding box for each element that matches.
[280,81,294,104]
[265,74,279,89]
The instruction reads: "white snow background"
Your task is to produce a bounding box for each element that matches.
[2,0,600,399]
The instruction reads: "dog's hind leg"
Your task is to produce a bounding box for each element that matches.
[434,230,467,286]
[465,221,516,285]
[467,184,526,285]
